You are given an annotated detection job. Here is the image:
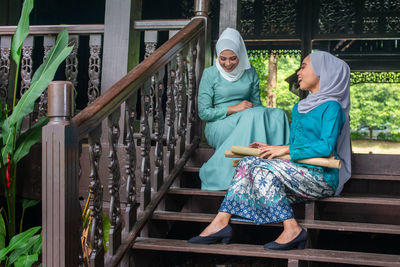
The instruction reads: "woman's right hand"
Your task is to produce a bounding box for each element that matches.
[227,100,253,115]
[249,142,268,149]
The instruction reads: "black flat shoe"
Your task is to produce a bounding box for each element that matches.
[188,225,232,244]
[264,228,307,250]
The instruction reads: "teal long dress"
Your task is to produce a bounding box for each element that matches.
[198,65,290,190]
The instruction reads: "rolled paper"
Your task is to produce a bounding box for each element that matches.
[227,146,341,169]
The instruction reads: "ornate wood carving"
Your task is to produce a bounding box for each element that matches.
[88,127,104,266]
[175,51,186,157]
[0,36,11,108]
[186,41,197,145]
[107,109,121,254]
[165,62,176,175]
[140,85,151,211]
[66,35,79,107]
[124,94,137,233]
[20,36,34,97]
[351,72,400,85]
[38,36,56,119]
[88,34,102,104]
[153,71,164,191]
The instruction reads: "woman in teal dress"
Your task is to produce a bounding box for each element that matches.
[198,28,290,191]
[189,51,352,250]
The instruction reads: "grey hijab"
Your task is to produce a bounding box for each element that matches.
[298,51,351,195]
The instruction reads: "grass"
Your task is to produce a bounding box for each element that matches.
[352,139,400,154]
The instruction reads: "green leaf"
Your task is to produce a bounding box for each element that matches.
[102,213,110,253]
[22,199,40,211]
[14,117,49,163]
[0,226,41,260]
[2,29,73,163]
[0,213,5,250]
[14,253,38,267]
[30,233,41,255]
[8,234,40,265]
[11,0,34,64]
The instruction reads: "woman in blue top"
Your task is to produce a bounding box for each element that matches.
[189,51,352,250]
[198,28,290,191]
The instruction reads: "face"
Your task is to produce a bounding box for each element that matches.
[297,56,319,93]
[218,50,239,72]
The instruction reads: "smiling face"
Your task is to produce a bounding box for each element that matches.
[297,56,319,93]
[218,50,239,72]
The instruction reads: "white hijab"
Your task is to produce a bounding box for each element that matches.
[298,51,351,196]
[215,28,251,82]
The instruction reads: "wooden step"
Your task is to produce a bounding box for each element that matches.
[183,166,400,181]
[132,237,400,266]
[168,188,400,206]
[152,211,400,235]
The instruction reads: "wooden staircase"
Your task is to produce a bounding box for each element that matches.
[131,147,400,266]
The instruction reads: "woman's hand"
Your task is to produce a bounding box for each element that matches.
[258,145,290,159]
[227,100,253,115]
[249,142,268,149]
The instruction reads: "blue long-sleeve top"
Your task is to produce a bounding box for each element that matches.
[289,101,345,190]
[198,65,261,122]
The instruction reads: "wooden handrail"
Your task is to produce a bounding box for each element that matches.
[133,19,190,31]
[72,18,205,137]
[0,24,104,35]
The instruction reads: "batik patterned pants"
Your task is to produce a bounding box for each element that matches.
[219,156,335,224]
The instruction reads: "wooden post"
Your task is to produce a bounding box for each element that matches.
[219,0,240,34]
[42,81,80,266]
[300,0,313,100]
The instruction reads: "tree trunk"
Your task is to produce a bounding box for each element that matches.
[266,53,278,107]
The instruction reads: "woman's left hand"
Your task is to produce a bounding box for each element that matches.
[259,145,289,159]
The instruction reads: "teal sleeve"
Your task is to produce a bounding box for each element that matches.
[290,103,345,160]
[198,69,228,122]
[249,67,262,107]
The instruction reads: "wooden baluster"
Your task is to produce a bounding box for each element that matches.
[65,35,79,110]
[124,94,137,234]
[88,34,102,105]
[153,70,165,192]
[20,36,34,97]
[186,40,198,145]
[140,85,151,212]
[88,126,104,267]
[38,36,56,119]
[107,109,122,255]
[0,36,11,109]
[165,62,176,175]
[144,30,158,137]
[42,81,80,266]
[175,51,186,157]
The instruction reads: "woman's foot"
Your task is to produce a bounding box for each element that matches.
[199,220,228,237]
[188,224,232,244]
[264,228,308,250]
[274,225,302,244]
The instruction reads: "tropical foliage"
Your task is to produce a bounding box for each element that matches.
[0,0,73,265]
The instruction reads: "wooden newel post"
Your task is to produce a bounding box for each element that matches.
[42,81,80,266]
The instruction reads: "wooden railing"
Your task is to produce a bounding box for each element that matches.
[42,14,207,267]
[0,25,104,122]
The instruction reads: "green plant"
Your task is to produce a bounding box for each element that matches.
[0,0,73,257]
[0,225,41,267]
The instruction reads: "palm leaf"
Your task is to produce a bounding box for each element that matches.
[8,234,40,265]
[2,30,72,162]
[0,213,5,250]
[13,117,49,163]
[0,226,40,260]
[13,253,38,267]
[11,0,34,64]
